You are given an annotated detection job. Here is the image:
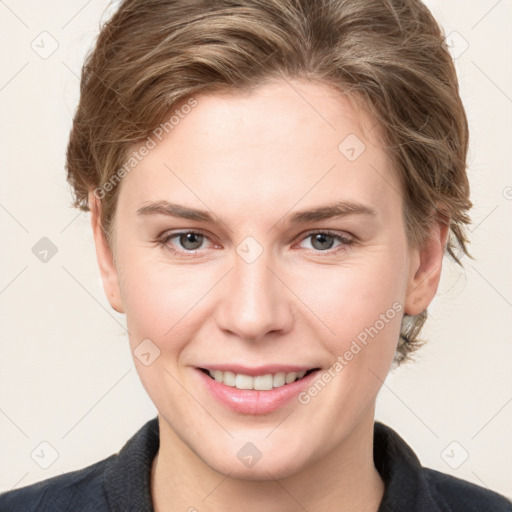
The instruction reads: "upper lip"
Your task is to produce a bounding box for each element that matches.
[198,364,320,376]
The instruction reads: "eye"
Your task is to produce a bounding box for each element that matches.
[298,230,354,253]
[157,230,212,256]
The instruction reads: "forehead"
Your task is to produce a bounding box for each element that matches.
[117,79,400,222]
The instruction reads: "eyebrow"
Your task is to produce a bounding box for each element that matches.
[136,200,376,224]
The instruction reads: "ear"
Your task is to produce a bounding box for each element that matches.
[88,192,125,313]
[404,215,450,316]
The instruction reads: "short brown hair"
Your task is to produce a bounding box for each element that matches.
[66,0,472,364]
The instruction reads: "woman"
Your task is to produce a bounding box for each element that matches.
[1,0,511,510]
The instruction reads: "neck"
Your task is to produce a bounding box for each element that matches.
[151,409,384,512]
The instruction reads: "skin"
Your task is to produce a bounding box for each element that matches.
[89,78,448,512]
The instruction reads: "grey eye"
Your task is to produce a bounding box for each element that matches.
[309,233,336,251]
[178,232,204,250]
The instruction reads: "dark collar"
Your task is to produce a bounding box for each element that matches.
[374,421,438,511]
[103,417,159,512]
[102,417,438,512]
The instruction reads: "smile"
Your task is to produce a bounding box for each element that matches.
[196,365,322,414]
[200,368,319,390]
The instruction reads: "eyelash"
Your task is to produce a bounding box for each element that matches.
[155,229,354,258]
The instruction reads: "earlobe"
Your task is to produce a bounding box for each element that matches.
[404,219,450,316]
[88,192,125,314]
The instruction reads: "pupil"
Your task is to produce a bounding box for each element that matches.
[312,233,333,251]
[181,233,202,250]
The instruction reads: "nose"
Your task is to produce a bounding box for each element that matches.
[214,247,294,342]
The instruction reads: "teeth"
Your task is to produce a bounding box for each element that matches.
[207,369,310,390]
[223,371,236,387]
[273,372,286,387]
[254,374,273,390]
[235,373,253,390]
[285,372,298,384]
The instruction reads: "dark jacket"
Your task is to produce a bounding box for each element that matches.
[1,417,511,511]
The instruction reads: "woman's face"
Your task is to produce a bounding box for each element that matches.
[91,79,445,479]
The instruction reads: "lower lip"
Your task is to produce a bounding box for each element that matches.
[196,368,320,415]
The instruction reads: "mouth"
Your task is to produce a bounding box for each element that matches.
[198,367,320,391]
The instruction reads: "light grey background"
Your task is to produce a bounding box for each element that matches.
[1,0,511,499]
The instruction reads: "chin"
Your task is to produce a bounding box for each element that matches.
[192,431,315,480]
[206,451,308,481]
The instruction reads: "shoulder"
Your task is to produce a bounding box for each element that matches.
[0,417,159,512]
[422,467,512,511]
[374,421,512,511]
[0,455,115,512]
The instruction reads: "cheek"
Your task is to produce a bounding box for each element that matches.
[291,250,407,396]
[298,249,406,336]
[292,255,406,415]
[116,251,204,344]
[116,255,208,403]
